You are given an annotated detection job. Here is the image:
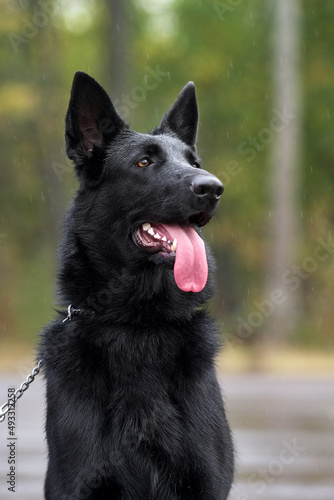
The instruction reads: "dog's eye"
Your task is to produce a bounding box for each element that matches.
[137,158,150,168]
[193,161,201,169]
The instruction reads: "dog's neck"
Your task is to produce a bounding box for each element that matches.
[58,263,215,325]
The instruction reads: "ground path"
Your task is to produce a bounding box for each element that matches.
[1,373,333,499]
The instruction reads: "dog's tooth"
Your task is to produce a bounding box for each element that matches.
[171,239,178,252]
[161,236,167,242]
[142,223,151,231]
[148,227,155,236]
[154,233,161,240]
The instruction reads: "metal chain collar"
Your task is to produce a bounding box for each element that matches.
[0,359,44,423]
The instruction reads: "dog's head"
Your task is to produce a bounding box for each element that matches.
[64,72,223,295]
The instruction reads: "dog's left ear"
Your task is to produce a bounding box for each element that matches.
[155,82,198,148]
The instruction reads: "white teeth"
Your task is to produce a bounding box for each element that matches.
[141,223,169,245]
[171,239,177,252]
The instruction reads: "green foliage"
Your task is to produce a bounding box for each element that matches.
[0,0,333,348]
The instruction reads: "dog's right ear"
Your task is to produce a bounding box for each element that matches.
[65,72,127,178]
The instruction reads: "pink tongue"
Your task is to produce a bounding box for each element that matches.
[161,223,208,293]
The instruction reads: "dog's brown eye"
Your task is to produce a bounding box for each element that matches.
[137,158,150,167]
[193,161,201,169]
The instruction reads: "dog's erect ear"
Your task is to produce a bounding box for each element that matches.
[155,82,198,148]
[65,72,127,167]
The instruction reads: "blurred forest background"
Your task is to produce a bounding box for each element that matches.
[0,0,333,360]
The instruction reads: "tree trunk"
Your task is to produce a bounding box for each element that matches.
[26,0,66,249]
[264,0,303,345]
[107,0,131,98]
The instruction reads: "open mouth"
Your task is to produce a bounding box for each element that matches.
[134,223,177,256]
[133,214,210,293]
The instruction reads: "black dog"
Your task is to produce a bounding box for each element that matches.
[40,72,234,499]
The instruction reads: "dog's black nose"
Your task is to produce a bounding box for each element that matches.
[191,175,224,201]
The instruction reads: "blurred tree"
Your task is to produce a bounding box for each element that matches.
[106,0,132,96]
[263,0,303,344]
[25,0,66,248]
[1,0,334,349]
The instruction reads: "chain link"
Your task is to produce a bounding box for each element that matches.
[0,359,44,423]
[0,305,90,423]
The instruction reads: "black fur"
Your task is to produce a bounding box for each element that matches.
[40,72,234,499]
